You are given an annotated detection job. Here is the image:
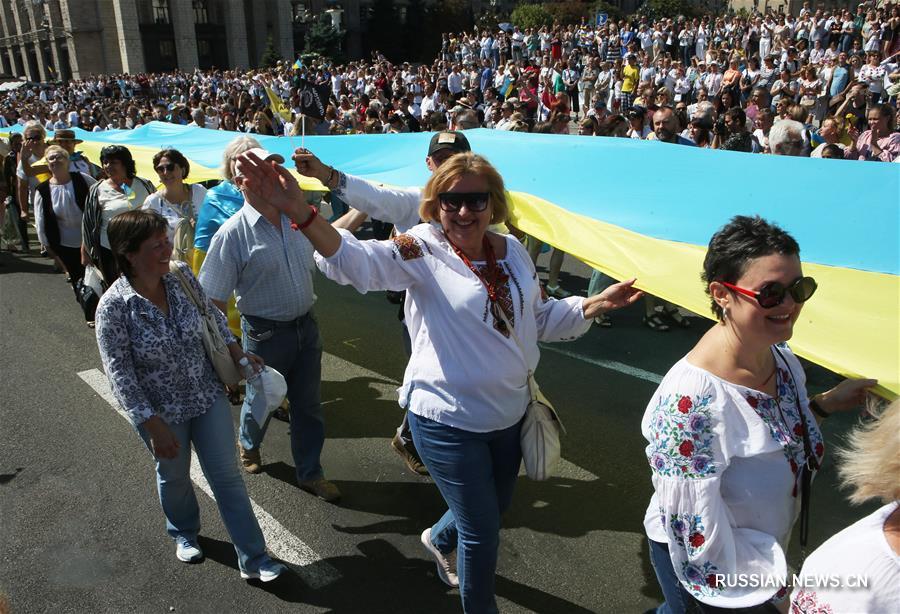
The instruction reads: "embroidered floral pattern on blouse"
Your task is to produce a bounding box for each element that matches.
[680,560,723,600]
[790,590,834,614]
[647,393,716,479]
[669,512,708,557]
[475,262,513,337]
[503,262,525,317]
[391,234,425,261]
[743,366,825,486]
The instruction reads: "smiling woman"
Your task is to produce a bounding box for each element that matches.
[641,215,877,613]
[231,149,643,612]
[33,144,97,302]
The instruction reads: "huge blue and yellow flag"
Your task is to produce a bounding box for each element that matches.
[8,123,896,397]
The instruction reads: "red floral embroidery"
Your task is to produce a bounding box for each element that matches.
[793,422,805,437]
[475,263,513,336]
[391,234,424,261]
[689,533,705,548]
[677,396,693,413]
[814,442,824,458]
[746,395,759,408]
[679,440,694,457]
[789,458,798,474]
[706,574,720,588]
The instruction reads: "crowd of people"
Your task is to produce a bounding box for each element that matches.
[0,3,898,614]
[0,2,897,159]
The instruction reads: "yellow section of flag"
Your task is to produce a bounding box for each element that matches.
[265,86,293,123]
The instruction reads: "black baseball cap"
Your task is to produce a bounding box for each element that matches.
[427,131,471,157]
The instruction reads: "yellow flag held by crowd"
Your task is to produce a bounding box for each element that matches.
[265,86,293,124]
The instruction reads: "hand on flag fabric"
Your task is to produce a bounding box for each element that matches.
[581,278,644,318]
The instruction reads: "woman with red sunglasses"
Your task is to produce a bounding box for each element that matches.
[641,215,876,613]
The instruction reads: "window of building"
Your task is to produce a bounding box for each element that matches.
[153,0,170,24]
[159,39,175,58]
[193,0,209,24]
[197,39,211,56]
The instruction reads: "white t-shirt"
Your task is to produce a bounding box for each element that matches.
[141,183,207,242]
[791,502,900,614]
[97,180,154,249]
[33,173,97,248]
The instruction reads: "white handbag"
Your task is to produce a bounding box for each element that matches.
[168,262,242,386]
[495,307,564,481]
[83,264,105,295]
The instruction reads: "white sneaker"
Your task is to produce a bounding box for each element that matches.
[175,539,203,563]
[241,558,287,582]
[420,528,459,588]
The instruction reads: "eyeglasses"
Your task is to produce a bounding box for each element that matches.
[721,276,818,309]
[25,135,42,142]
[438,192,489,213]
[46,155,66,162]
[155,163,177,173]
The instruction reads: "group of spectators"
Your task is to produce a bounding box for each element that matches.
[0,2,898,159]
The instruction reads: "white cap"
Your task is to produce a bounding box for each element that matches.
[244,147,285,164]
[248,367,288,426]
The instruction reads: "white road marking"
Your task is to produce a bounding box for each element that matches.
[77,368,341,590]
[539,344,663,384]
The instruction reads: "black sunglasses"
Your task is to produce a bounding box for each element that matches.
[155,163,177,173]
[438,192,490,213]
[722,276,818,309]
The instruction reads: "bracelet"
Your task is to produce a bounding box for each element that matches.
[809,398,830,419]
[290,206,318,231]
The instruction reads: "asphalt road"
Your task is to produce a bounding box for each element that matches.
[0,236,878,614]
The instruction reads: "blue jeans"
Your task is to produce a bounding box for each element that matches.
[239,313,325,483]
[648,539,779,614]
[137,394,268,573]
[409,411,523,614]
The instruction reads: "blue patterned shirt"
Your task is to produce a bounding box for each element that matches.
[95,262,236,426]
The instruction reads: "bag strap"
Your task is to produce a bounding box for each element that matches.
[773,345,818,550]
[168,261,207,316]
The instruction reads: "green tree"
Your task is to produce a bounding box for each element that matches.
[259,35,282,68]
[365,0,403,61]
[638,0,700,20]
[510,3,553,30]
[304,15,343,60]
[544,2,592,26]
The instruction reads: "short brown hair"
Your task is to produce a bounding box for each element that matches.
[419,153,508,226]
[107,210,169,279]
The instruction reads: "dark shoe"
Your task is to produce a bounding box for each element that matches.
[391,433,429,475]
[643,314,671,332]
[238,444,262,474]
[272,404,290,423]
[299,478,341,502]
[663,306,691,329]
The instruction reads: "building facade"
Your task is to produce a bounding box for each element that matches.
[0,0,305,81]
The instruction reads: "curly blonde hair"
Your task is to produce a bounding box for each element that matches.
[836,399,900,505]
[419,153,508,225]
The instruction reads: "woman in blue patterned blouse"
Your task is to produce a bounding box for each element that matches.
[94,209,285,582]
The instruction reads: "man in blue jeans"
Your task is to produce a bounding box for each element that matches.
[200,147,339,502]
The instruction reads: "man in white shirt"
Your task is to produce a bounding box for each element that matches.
[704,61,723,96]
[447,65,464,98]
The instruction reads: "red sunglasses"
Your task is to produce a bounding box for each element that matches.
[721,277,818,309]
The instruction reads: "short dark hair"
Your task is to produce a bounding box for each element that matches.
[152,148,190,179]
[100,145,137,179]
[107,210,169,279]
[701,216,800,320]
[725,106,746,126]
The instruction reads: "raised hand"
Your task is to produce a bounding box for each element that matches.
[292,147,331,183]
[234,151,307,221]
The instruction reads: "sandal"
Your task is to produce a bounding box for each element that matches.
[86,321,95,329]
[594,314,612,328]
[663,307,691,329]
[643,314,671,332]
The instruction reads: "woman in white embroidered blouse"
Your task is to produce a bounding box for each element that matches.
[95,210,286,582]
[790,400,899,614]
[233,150,642,614]
[642,216,875,613]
